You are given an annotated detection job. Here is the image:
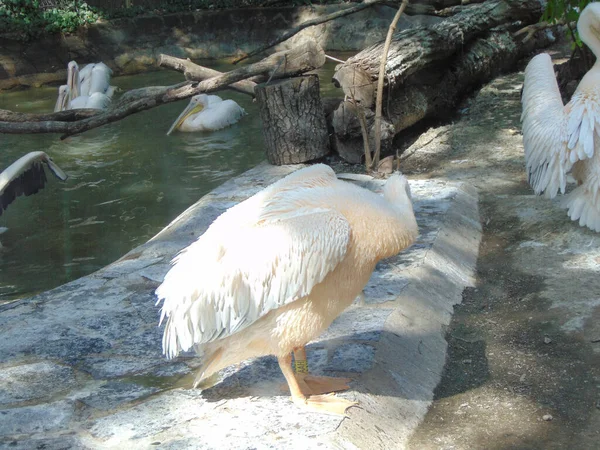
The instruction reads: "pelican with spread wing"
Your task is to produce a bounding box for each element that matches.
[0,152,68,216]
[156,164,418,415]
[167,94,245,135]
[522,3,600,232]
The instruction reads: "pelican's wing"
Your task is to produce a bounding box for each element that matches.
[89,63,112,95]
[522,54,571,198]
[0,151,68,216]
[156,165,348,358]
[522,53,600,197]
[201,100,245,131]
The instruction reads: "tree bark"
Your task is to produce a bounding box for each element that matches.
[255,75,330,165]
[330,0,553,162]
[333,0,544,97]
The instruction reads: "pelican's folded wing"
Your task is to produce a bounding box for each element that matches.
[156,207,350,359]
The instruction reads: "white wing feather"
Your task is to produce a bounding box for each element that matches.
[522,53,600,198]
[156,165,349,359]
[522,54,571,198]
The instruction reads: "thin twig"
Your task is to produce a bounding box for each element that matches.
[325,54,346,64]
[372,0,409,169]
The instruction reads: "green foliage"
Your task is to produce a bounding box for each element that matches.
[0,0,338,40]
[0,0,100,40]
[541,0,593,48]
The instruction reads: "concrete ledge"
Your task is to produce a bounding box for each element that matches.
[0,163,481,449]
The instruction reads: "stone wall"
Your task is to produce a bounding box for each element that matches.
[0,5,440,90]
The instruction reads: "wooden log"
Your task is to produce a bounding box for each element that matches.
[333,0,544,101]
[255,75,330,165]
[332,26,557,163]
[386,28,557,132]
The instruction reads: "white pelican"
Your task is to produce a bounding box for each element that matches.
[0,152,68,216]
[55,61,115,111]
[156,164,418,415]
[54,85,69,112]
[522,3,600,232]
[166,94,246,135]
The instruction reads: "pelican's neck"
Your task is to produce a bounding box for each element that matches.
[374,201,418,260]
[336,186,418,261]
[579,9,600,61]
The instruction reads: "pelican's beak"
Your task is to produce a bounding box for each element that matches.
[67,63,80,101]
[166,102,204,135]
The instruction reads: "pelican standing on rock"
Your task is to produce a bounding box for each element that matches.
[167,94,245,135]
[156,164,418,415]
[0,152,68,216]
[522,2,600,232]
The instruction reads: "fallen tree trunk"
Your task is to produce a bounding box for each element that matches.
[0,40,325,138]
[331,0,552,162]
[335,0,544,89]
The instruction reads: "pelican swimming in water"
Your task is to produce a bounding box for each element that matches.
[156,164,418,414]
[522,2,600,232]
[55,61,115,111]
[166,94,245,135]
[0,152,68,216]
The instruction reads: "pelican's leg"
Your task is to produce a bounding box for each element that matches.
[278,353,357,416]
[292,346,352,395]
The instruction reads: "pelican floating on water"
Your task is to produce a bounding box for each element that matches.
[167,94,245,135]
[0,152,68,216]
[55,60,115,111]
[156,164,418,414]
[522,3,600,232]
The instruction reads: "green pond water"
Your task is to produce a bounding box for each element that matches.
[0,58,343,302]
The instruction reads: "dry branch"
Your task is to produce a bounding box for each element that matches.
[0,41,326,138]
[158,54,257,96]
[233,0,385,64]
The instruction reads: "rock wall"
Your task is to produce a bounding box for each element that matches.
[0,5,440,90]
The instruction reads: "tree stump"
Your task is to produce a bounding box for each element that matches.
[255,75,330,165]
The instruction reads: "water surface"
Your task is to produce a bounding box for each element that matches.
[0,58,344,301]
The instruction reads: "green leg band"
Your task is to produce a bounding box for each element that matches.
[294,359,309,374]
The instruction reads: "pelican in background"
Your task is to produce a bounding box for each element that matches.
[54,85,69,112]
[522,2,600,232]
[0,152,68,216]
[167,94,245,135]
[55,61,116,111]
[156,164,418,414]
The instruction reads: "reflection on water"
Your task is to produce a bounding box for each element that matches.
[0,57,346,302]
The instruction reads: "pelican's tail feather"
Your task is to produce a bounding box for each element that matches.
[562,181,600,232]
